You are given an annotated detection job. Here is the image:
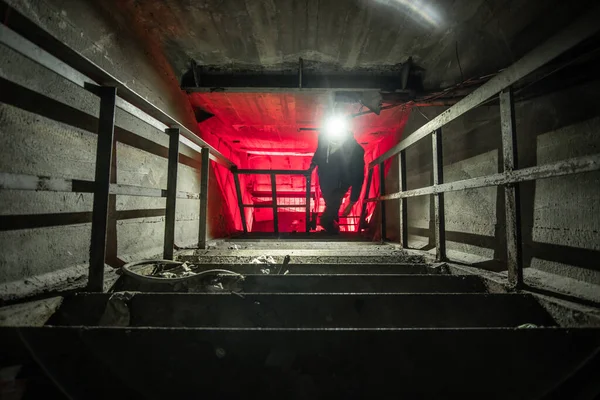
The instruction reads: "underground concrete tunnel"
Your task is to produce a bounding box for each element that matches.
[0,0,600,398]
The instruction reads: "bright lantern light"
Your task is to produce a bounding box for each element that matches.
[324,115,348,139]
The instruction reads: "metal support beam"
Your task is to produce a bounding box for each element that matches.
[305,173,311,233]
[398,151,408,248]
[500,89,523,288]
[359,168,374,229]
[379,162,387,241]
[198,148,210,249]
[235,169,309,176]
[369,4,600,168]
[432,128,446,261]
[233,171,248,234]
[88,86,117,292]
[271,174,279,234]
[163,128,180,260]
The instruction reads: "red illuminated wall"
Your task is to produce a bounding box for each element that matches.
[189,92,411,233]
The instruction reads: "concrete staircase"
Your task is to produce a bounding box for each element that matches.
[1,240,599,399]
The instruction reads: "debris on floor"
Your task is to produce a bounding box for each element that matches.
[228,244,241,250]
[517,323,538,329]
[250,255,276,264]
[99,292,134,326]
[260,268,271,275]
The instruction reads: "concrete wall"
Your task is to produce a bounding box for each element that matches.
[0,1,237,300]
[383,81,600,301]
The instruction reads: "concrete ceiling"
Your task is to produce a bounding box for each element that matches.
[94,0,594,89]
[88,0,595,162]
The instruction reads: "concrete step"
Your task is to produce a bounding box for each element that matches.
[52,292,555,328]
[163,262,440,274]
[114,274,486,293]
[2,326,599,399]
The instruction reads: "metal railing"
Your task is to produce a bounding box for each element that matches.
[359,5,600,288]
[232,169,312,233]
[0,2,235,291]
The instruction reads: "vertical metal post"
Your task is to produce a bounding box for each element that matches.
[359,168,374,229]
[198,148,210,249]
[398,150,408,248]
[379,162,387,241]
[500,88,523,288]
[88,86,117,292]
[305,172,311,233]
[233,170,248,233]
[271,173,279,233]
[163,128,180,260]
[432,128,447,261]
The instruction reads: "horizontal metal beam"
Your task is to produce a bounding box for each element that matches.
[367,154,600,202]
[0,172,199,199]
[243,204,307,208]
[0,5,234,168]
[369,4,600,168]
[235,169,309,176]
[182,67,414,92]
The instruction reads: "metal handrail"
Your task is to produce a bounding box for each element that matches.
[359,5,600,288]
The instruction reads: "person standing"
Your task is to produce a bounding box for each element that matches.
[309,128,365,233]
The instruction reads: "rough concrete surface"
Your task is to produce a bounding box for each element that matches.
[0,2,236,300]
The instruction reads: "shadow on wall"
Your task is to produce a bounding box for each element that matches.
[0,77,235,271]
[383,83,600,284]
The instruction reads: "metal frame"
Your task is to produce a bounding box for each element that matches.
[233,169,312,234]
[0,9,234,291]
[362,5,600,288]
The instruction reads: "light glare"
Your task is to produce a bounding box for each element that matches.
[324,115,348,139]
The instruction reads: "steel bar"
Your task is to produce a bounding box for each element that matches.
[369,4,600,168]
[305,173,312,233]
[398,150,408,248]
[432,128,446,261]
[198,149,210,249]
[359,168,374,229]
[0,11,233,168]
[235,169,310,175]
[88,86,117,292]
[271,174,279,234]
[379,162,387,241]
[368,153,600,201]
[242,204,307,208]
[500,89,523,288]
[163,128,180,260]
[233,171,248,234]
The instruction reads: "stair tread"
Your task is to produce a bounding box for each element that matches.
[53,292,556,328]
[116,274,487,293]
[2,326,599,399]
